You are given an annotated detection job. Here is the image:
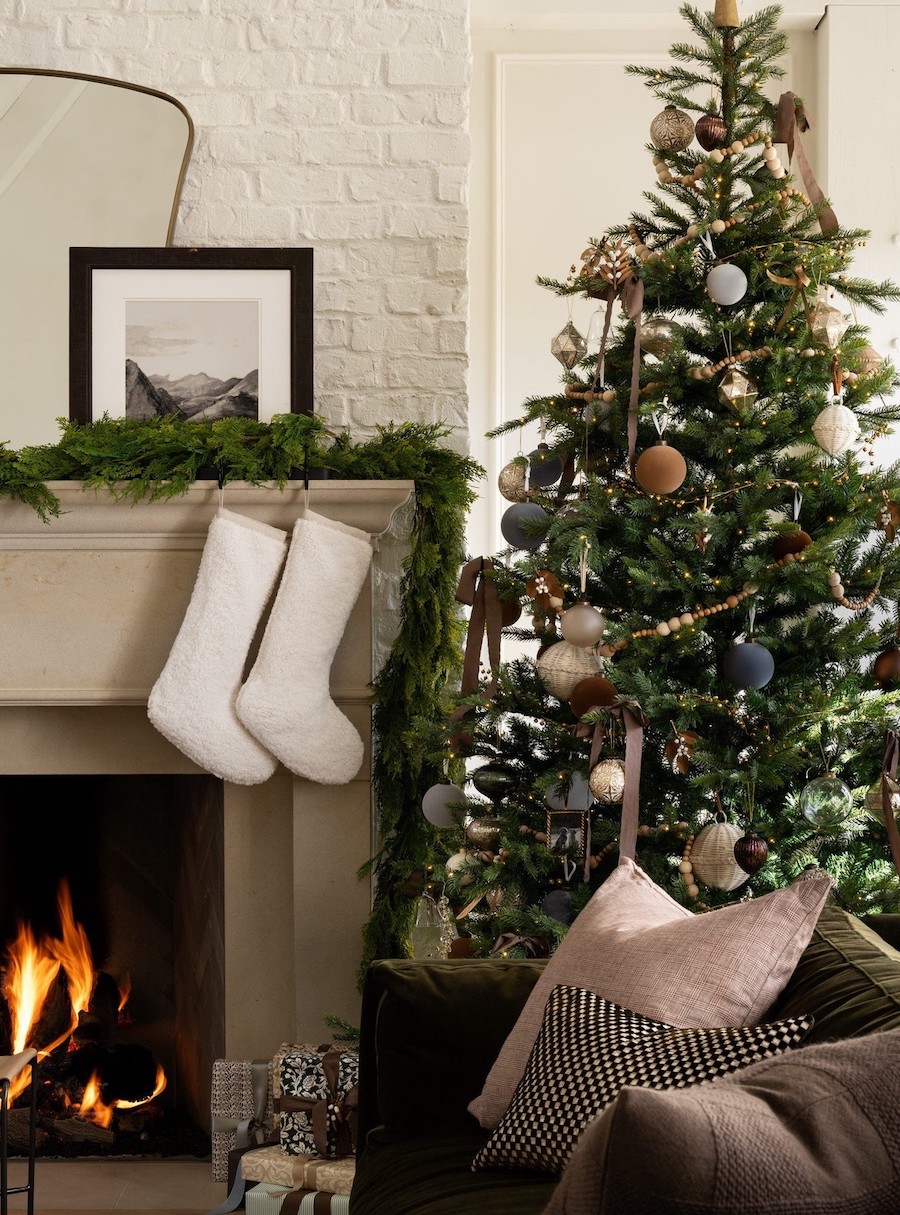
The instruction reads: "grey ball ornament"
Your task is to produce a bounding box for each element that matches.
[541,889,573,924]
[561,602,606,648]
[422,780,466,828]
[722,640,775,689]
[500,502,549,550]
[706,263,748,306]
[527,444,563,488]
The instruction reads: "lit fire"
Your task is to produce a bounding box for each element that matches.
[1,881,166,1122]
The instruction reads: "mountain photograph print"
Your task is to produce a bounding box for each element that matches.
[124,298,260,421]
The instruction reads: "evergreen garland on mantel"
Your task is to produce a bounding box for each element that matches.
[0,415,480,977]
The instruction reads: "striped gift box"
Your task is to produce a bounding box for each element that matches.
[245,1183,351,1215]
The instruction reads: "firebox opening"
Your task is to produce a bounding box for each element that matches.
[0,774,223,1158]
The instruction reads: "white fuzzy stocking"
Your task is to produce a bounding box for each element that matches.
[236,510,373,784]
[148,508,288,785]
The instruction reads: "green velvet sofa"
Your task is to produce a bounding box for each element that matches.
[349,904,900,1215]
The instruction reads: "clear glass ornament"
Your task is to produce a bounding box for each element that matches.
[718,367,758,412]
[585,308,606,358]
[436,894,459,955]
[800,773,853,831]
[410,894,445,959]
[550,320,587,370]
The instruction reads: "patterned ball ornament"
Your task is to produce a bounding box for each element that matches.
[500,502,549,550]
[589,758,626,804]
[733,830,769,875]
[527,443,563,488]
[497,460,529,502]
[690,816,748,891]
[561,602,606,648]
[536,641,601,699]
[800,773,853,831]
[812,402,859,456]
[640,317,684,358]
[422,780,466,828]
[722,640,775,689]
[635,441,687,495]
[650,104,695,151]
[706,263,748,306]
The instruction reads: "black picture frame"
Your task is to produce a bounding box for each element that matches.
[69,246,313,423]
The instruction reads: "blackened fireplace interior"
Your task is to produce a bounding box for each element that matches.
[0,774,224,1157]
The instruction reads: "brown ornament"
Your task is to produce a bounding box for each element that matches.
[500,597,522,627]
[874,646,900,689]
[466,816,502,850]
[526,569,564,604]
[772,530,812,561]
[665,729,700,776]
[650,104,695,152]
[733,830,769,875]
[877,497,900,543]
[695,111,727,151]
[635,441,687,495]
[447,936,474,958]
[569,675,618,718]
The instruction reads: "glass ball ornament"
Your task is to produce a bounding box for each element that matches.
[497,460,529,502]
[800,772,853,831]
[812,402,859,456]
[545,774,592,811]
[471,763,515,805]
[706,263,748,306]
[732,829,769,875]
[722,640,775,689]
[527,443,563,488]
[718,366,758,412]
[695,110,726,151]
[561,602,606,648]
[422,780,466,828]
[500,502,549,550]
[635,441,687,495]
[640,317,684,359]
[550,320,587,370]
[691,816,748,891]
[465,815,502,850]
[865,776,900,815]
[650,104,695,151]
[536,641,601,699]
[589,758,626,804]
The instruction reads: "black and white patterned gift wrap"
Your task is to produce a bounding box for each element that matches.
[275,1044,359,1157]
[210,1058,273,1182]
[473,984,813,1177]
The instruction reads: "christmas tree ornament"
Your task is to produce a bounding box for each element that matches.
[471,763,515,805]
[551,319,587,370]
[497,460,529,502]
[148,509,287,786]
[500,502,549,550]
[410,894,445,959]
[665,728,700,775]
[635,442,687,495]
[650,104,695,151]
[500,596,522,627]
[876,494,900,543]
[527,442,563,488]
[545,774,592,811]
[718,366,758,412]
[810,294,847,348]
[812,400,859,456]
[866,775,900,814]
[723,640,775,689]
[706,263,748,306]
[800,772,853,831]
[713,0,740,28]
[541,890,573,924]
[536,640,601,699]
[466,816,502,850]
[526,569,564,606]
[639,316,683,358]
[445,846,477,885]
[690,813,748,891]
[695,110,727,151]
[733,829,769,875]
[589,757,626,803]
[437,892,459,955]
[772,529,812,562]
[561,602,606,648]
[422,779,466,827]
[874,645,900,688]
[569,675,618,718]
[856,344,884,377]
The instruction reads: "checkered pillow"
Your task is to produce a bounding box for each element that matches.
[472,984,813,1177]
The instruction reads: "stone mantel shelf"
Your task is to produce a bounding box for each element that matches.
[0,480,415,549]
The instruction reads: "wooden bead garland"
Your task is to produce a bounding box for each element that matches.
[827,568,882,611]
[690,345,773,380]
[679,834,701,900]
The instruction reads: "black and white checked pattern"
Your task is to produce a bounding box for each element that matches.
[473,984,813,1177]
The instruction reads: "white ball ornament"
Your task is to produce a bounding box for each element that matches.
[812,402,860,456]
[445,846,477,886]
[690,815,749,892]
[561,602,606,648]
[706,263,748,306]
[536,641,601,700]
[422,781,466,828]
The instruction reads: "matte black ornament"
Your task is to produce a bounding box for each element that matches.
[527,443,563,488]
[500,502,549,551]
[541,889,573,924]
[471,763,515,805]
[722,640,775,689]
[733,830,769,875]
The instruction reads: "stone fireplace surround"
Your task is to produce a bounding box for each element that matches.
[0,478,413,1130]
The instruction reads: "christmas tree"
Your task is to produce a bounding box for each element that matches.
[426,0,900,959]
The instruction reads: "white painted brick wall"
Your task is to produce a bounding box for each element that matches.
[7,0,471,449]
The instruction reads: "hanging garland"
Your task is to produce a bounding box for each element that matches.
[0,414,480,980]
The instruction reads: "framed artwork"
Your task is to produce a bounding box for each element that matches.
[69,247,313,423]
[546,809,586,859]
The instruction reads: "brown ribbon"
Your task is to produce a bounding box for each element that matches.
[881,730,900,879]
[450,557,503,739]
[274,1049,358,1159]
[489,932,548,958]
[773,93,838,235]
[281,1193,335,1215]
[767,264,813,335]
[578,698,648,868]
[588,275,644,477]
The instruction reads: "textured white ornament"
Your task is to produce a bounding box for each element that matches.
[589,758,626,804]
[690,817,748,891]
[536,642,601,700]
[812,402,860,456]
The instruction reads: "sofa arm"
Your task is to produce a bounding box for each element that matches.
[356,957,546,1150]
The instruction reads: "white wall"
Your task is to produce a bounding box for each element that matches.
[3,0,471,447]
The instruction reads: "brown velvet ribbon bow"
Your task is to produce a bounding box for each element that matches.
[773,92,838,235]
[450,557,503,742]
[881,730,900,879]
[274,1048,358,1159]
[588,275,645,477]
[489,932,548,958]
[577,698,648,873]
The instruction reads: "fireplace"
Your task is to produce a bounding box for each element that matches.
[0,479,412,1151]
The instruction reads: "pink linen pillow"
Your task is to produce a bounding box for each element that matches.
[468,857,830,1129]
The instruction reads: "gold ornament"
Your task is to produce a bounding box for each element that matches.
[856,344,884,378]
[810,295,847,348]
[650,105,695,152]
[536,641,601,700]
[690,815,748,892]
[640,317,684,359]
[812,401,859,455]
[551,320,587,370]
[718,367,758,412]
[865,777,900,815]
[497,460,529,502]
[589,758,626,804]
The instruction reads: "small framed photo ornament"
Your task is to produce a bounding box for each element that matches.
[546,809,586,860]
[69,246,313,423]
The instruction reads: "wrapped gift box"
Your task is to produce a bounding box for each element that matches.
[246,1187,351,1215]
[241,1145,355,1195]
[210,1058,274,1182]
[245,1182,293,1215]
[274,1043,359,1157]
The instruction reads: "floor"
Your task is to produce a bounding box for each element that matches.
[2,1160,223,1214]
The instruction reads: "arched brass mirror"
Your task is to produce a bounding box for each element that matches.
[0,69,193,449]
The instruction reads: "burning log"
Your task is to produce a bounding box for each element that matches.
[73,972,120,1045]
[4,1109,48,1153]
[45,1115,115,1146]
[28,971,74,1049]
